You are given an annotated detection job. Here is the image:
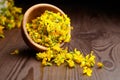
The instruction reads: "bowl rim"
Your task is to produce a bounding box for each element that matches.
[22,3,65,51]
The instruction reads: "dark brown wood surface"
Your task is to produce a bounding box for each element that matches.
[1,3,120,80]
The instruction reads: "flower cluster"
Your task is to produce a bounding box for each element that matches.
[26,10,71,47]
[36,47,103,76]
[0,0,23,38]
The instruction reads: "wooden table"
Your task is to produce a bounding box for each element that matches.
[1,2,120,80]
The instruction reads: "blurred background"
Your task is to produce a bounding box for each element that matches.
[14,0,120,14]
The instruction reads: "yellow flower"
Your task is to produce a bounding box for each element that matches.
[72,48,85,64]
[65,53,73,60]
[66,59,75,68]
[46,49,54,61]
[10,49,19,55]
[0,25,4,34]
[53,53,66,66]
[83,67,92,77]
[51,44,61,51]
[80,59,86,67]
[73,53,84,64]
[36,52,47,60]
[0,16,6,25]
[74,48,81,55]
[42,58,47,66]
[42,58,52,66]
[97,62,104,68]
[84,51,96,67]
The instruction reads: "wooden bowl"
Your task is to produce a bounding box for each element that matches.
[21,3,66,51]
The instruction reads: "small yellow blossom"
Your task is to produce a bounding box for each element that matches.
[97,62,104,68]
[73,52,84,64]
[0,25,4,34]
[41,57,52,66]
[0,16,6,25]
[36,48,54,61]
[65,53,73,60]
[46,49,54,61]
[36,52,47,60]
[66,59,75,68]
[53,53,66,66]
[80,59,86,67]
[74,48,81,55]
[84,51,96,67]
[42,58,47,66]
[73,48,83,64]
[51,44,61,51]
[83,67,93,77]
[10,49,19,55]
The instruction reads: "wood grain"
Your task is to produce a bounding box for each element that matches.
[1,4,120,80]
